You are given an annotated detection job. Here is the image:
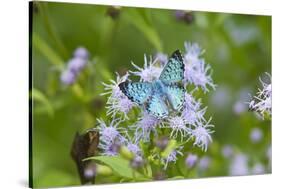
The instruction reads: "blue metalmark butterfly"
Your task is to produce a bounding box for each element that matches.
[119,50,185,119]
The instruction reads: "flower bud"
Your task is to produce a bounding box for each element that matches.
[73,47,89,60]
[130,156,144,169]
[185,153,198,168]
[155,136,169,151]
[96,164,112,176]
[60,70,76,85]
[119,145,134,160]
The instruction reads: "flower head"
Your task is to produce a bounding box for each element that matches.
[229,153,249,176]
[101,72,129,99]
[97,118,126,156]
[106,96,135,120]
[162,146,183,170]
[130,156,144,169]
[67,57,87,73]
[130,55,162,82]
[189,118,214,151]
[102,73,135,119]
[182,93,207,125]
[198,156,211,170]
[174,10,194,24]
[222,145,234,158]
[183,42,215,92]
[131,112,160,142]
[185,153,198,168]
[233,101,247,115]
[60,46,90,85]
[60,70,76,85]
[125,136,142,157]
[154,52,168,66]
[249,73,271,118]
[73,46,89,60]
[100,140,122,156]
[167,115,190,141]
[250,128,263,143]
[155,136,169,151]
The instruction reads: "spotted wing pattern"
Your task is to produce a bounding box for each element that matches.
[166,85,185,110]
[119,81,152,105]
[146,94,169,119]
[159,50,184,84]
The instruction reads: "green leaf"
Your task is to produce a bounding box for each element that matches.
[145,163,152,178]
[33,33,64,68]
[85,156,150,180]
[31,88,54,117]
[123,9,162,51]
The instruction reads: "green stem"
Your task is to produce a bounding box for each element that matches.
[38,2,68,59]
[33,33,64,68]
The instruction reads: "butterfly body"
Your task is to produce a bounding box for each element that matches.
[119,50,185,119]
[152,80,166,97]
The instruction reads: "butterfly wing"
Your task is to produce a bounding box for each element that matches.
[159,50,184,84]
[165,85,185,111]
[119,81,152,105]
[146,94,169,119]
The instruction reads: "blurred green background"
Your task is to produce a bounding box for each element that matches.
[31,1,271,188]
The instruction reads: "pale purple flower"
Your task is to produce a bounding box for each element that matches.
[154,52,168,66]
[60,70,76,85]
[97,118,126,156]
[60,47,90,85]
[67,57,87,73]
[250,128,263,143]
[183,42,215,92]
[211,86,231,109]
[126,141,142,157]
[132,112,160,142]
[130,55,162,82]
[162,146,183,170]
[251,163,265,175]
[102,73,135,119]
[174,10,186,20]
[229,153,249,176]
[101,72,129,99]
[182,92,207,125]
[101,140,122,156]
[185,153,198,168]
[130,156,144,169]
[174,10,194,24]
[184,107,207,125]
[189,118,214,151]
[106,96,135,120]
[198,156,211,170]
[97,118,124,143]
[73,46,89,60]
[249,73,272,118]
[222,145,234,158]
[183,92,198,110]
[167,115,190,141]
[233,101,247,115]
[155,136,169,150]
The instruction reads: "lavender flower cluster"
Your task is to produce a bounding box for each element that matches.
[97,42,216,170]
[60,47,89,85]
[249,73,272,119]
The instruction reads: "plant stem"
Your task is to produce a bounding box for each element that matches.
[38,2,68,59]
